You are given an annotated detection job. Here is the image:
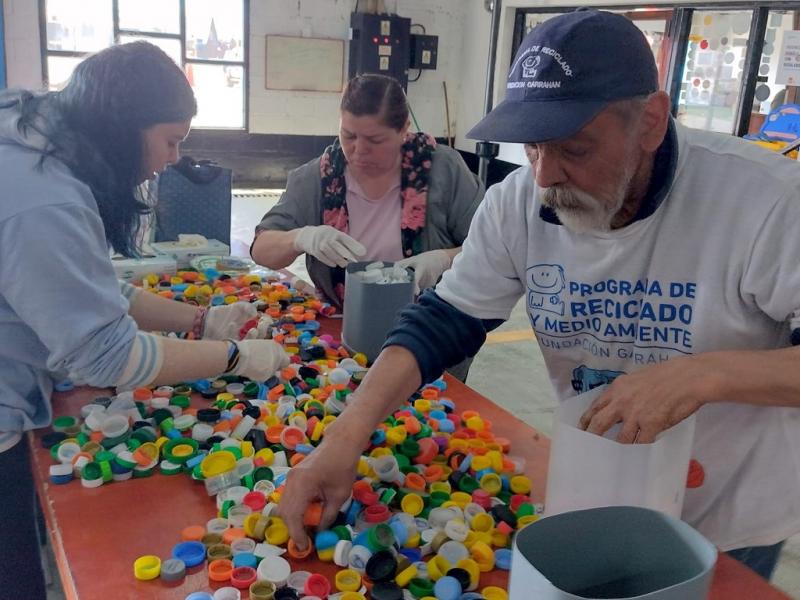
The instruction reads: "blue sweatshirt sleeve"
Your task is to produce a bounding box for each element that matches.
[0,203,137,387]
[383,290,504,384]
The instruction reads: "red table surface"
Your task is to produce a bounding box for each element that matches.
[30,322,792,599]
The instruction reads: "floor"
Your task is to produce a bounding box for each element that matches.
[44,192,800,598]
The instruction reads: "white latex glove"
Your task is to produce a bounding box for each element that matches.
[293,225,366,268]
[230,339,290,382]
[203,302,259,340]
[395,249,452,294]
[242,317,274,340]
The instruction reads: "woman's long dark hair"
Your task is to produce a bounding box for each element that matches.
[2,42,196,256]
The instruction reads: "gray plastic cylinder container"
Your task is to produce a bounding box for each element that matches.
[341,261,414,363]
[509,505,717,600]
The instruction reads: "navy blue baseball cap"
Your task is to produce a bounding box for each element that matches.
[467,9,659,144]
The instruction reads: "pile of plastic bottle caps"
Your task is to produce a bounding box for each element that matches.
[43,268,542,600]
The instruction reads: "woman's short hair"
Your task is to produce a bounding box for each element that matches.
[340,73,409,131]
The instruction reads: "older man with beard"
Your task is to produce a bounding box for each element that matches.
[279,9,800,581]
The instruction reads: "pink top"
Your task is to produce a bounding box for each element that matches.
[345,168,405,262]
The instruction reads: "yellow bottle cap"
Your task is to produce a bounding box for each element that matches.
[482,586,509,600]
[510,475,532,495]
[456,558,480,589]
[401,493,424,516]
[395,564,418,587]
[450,491,472,508]
[430,481,452,494]
[240,441,254,457]
[480,473,503,495]
[201,451,236,478]
[264,516,289,545]
[517,514,540,527]
[335,568,363,592]
[465,416,485,431]
[133,554,161,580]
[317,547,335,562]
[470,455,492,472]
[471,513,494,533]
[254,448,275,465]
[427,554,451,581]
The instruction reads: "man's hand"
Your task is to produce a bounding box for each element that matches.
[578,355,718,443]
[278,435,362,551]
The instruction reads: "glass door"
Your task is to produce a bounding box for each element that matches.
[676,10,755,133]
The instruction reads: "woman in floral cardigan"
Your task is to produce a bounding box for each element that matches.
[251,74,484,316]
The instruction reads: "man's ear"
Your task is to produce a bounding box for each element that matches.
[639,91,671,153]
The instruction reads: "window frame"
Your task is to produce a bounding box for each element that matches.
[38,0,250,130]
[512,2,800,137]
[0,0,6,89]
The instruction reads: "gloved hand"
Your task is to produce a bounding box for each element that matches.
[230,339,290,382]
[293,225,366,268]
[203,302,262,340]
[395,249,452,295]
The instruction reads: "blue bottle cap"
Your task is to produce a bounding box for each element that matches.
[232,552,258,569]
[495,548,513,570]
[172,541,206,568]
[315,529,340,550]
[399,547,421,563]
[433,575,462,600]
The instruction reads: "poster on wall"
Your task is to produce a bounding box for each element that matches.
[265,36,344,92]
[776,29,800,85]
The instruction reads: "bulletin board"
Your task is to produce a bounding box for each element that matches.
[265,35,345,93]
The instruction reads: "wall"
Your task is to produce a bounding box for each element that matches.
[2,0,42,89]
[2,0,730,170]
[2,0,466,138]
[249,0,467,137]
[453,0,492,154]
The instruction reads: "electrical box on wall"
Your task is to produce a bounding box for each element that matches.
[349,12,411,90]
[409,34,438,70]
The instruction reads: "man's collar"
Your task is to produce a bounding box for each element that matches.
[539,118,679,226]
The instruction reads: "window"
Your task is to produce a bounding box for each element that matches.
[513,4,800,137]
[676,10,754,134]
[750,10,798,131]
[42,0,248,129]
[0,4,7,89]
[517,9,674,89]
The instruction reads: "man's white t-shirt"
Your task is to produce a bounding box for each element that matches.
[437,122,800,550]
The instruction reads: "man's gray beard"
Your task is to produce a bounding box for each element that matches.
[540,169,632,234]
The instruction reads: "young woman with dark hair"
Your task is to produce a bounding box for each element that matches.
[251,73,484,312]
[0,42,288,596]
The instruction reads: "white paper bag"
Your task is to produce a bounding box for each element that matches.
[545,386,696,519]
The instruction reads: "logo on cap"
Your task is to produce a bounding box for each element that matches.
[522,55,541,79]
